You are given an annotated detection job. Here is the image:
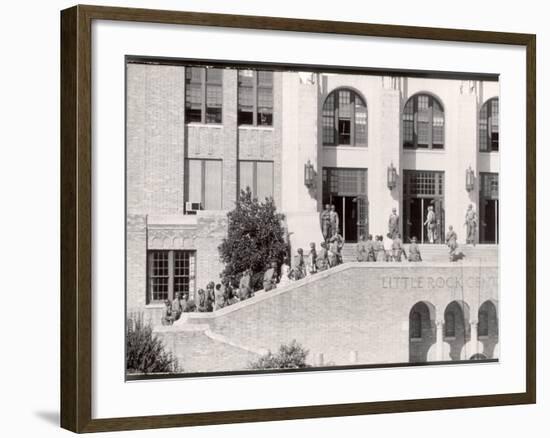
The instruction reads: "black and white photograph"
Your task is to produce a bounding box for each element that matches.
[125,60,500,378]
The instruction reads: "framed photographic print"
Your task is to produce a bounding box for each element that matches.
[60,4,536,433]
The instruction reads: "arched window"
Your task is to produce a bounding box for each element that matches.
[478,310,489,337]
[403,94,444,149]
[410,311,422,339]
[322,88,367,146]
[479,98,499,152]
[444,311,456,338]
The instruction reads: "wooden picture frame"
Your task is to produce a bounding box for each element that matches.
[60,4,536,433]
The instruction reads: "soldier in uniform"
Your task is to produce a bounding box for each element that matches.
[320,204,332,242]
[408,236,422,262]
[171,292,185,320]
[263,260,279,291]
[464,204,478,245]
[205,281,216,307]
[197,289,210,312]
[307,242,318,275]
[392,233,405,262]
[316,242,329,271]
[329,204,340,238]
[388,207,399,239]
[328,229,344,266]
[424,205,436,244]
[446,225,459,261]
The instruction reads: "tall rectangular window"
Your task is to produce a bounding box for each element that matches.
[185,67,223,124]
[147,250,195,304]
[238,161,274,200]
[186,159,223,210]
[238,70,273,126]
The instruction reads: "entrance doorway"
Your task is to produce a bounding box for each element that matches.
[480,173,499,244]
[403,171,445,244]
[323,168,368,242]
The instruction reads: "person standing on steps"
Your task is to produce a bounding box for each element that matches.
[320,204,331,242]
[424,205,436,244]
[464,204,478,245]
[388,207,399,239]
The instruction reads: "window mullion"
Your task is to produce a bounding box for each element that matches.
[413,96,418,149]
[351,94,356,146]
[428,98,434,149]
[201,160,206,207]
[253,71,258,126]
[334,92,339,145]
[201,68,206,124]
[253,161,258,198]
[168,251,174,301]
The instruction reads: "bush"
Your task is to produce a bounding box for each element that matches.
[126,315,179,374]
[218,188,288,290]
[249,340,310,370]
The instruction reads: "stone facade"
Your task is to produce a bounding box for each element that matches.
[126,60,499,331]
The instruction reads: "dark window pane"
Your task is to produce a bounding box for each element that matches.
[238,70,254,125]
[322,93,335,145]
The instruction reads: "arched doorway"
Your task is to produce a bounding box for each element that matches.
[478,300,499,358]
[409,301,436,363]
[443,301,471,361]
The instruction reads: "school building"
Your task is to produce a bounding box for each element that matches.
[125,59,499,368]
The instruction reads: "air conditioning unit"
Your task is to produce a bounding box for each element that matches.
[185,202,202,214]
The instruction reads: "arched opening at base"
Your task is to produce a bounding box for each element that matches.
[409,301,436,363]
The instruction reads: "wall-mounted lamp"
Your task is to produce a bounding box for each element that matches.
[304,160,315,188]
[387,162,398,190]
[465,166,475,192]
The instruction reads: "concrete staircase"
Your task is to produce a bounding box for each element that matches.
[341,243,498,263]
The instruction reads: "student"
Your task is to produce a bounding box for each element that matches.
[161,299,176,325]
[356,234,368,262]
[263,260,279,291]
[375,235,386,262]
[214,283,225,310]
[197,289,210,312]
[383,233,394,261]
[239,269,253,301]
[365,234,376,262]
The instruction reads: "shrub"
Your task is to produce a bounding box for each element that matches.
[249,340,310,370]
[218,187,288,290]
[126,315,179,374]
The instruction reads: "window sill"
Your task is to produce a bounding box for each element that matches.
[323,145,368,150]
[479,150,499,154]
[403,148,446,153]
[145,303,166,309]
[238,125,274,131]
[444,336,456,341]
[410,337,423,342]
[186,123,223,128]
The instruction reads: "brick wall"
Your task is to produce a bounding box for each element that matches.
[156,262,499,372]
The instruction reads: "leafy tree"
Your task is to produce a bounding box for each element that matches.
[126,315,179,374]
[249,340,310,370]
[218,188,288,289]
